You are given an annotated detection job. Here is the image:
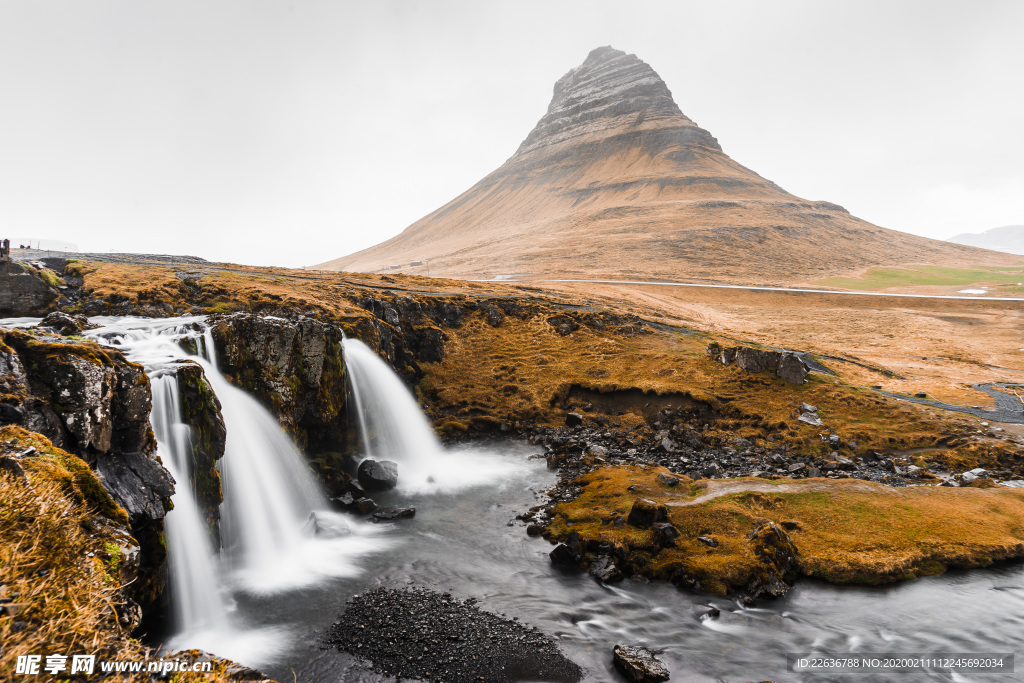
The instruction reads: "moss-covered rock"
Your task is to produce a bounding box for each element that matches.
[175,360,226,542]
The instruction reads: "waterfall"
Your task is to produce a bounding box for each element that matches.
[84,317,390,665]
[342,337,526,494]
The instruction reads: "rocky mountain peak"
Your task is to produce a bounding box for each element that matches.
[516,46,714,157]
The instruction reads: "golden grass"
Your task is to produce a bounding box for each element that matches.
[548,466,1024,594]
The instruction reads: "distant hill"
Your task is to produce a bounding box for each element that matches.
[317,46,1013,284]
[947,226,1024,255]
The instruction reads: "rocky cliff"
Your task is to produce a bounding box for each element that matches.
[0,328,172,609]
[318,46,1010,284]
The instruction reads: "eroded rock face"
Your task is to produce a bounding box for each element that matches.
[708,342,809,385]
[0,260,59,316]
[174,360,226,542]
[209,314,350,489]
[0,329,170,609]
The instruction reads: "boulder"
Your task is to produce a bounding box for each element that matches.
[626,498,668,528]
[653,522,681,547]
[37,311,93,336]
[612,644,670,682]
[776,352,808,384]
[565,411,584,427]
[357,458,398,492]
[372,506,416,522]
[588,555,623,582]
[549,543,581,566]
[745,520,798,598]
[797,412,823,427]
[354,497,378,514]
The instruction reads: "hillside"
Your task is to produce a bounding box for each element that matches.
[948,225,1024,255]
[316,46,1013,285]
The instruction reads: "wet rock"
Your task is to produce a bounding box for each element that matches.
[612,644,670,682]
[357,458,398,492]
[94,451,175,525]
[626,498,668,528]
[330,491,357,511]
[37,311,93,336]
[174,361,225,540]
[303,512,352,538]
[526,523,543,536]
[691,604,719,619]
[797,412,823,427]
[372,506,416,522]
[550,542,581,566]
[323,586,582,683]
[589,555,623,582]
[354,497,378,514]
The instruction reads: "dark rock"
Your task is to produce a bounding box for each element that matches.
[656,472,681,486]
[626,498,668,528]
[354,497,377,514]
[653,522,681,547]
[787,462,806,473]
[777,352,808,385]
[781,521,801,531]
[322,586,582,683]
[612,644,670,682]
[0,260,59,316]
[372,506,416,522]
[38,311,93,336]
[0,403,25,424]
[174,361,226,541]
[565,411,584,427]
[94,451,175,525]
[331,491,356,511]
[691,604,720,619]
[549,542,581,566]
[696,536,718,548]
[357,458,398,492]
[526,523,543,536]
[589,555,623,582]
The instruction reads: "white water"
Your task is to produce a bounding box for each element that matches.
[343,337,528,494]
[82,317,391,665]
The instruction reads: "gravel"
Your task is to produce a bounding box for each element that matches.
[322,587,582,683]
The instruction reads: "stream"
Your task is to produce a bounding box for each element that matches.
[241,443,1022,683]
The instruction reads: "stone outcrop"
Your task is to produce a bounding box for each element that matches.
[174,360,226,542]
[0,259,60,316]
[708,342,809,385]
[612,644,670,682]
[0,329,171,608]
[208,314,350,488]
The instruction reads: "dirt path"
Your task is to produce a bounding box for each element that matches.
[665,478,898,507]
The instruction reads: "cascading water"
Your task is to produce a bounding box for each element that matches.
[83,317,390,664]
[343,337,527,494]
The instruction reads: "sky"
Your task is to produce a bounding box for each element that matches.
[1,0,1022,267]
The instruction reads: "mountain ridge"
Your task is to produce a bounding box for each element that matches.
[318,46,1013,283]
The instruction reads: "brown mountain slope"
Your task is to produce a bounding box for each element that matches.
[317,46,1015,284]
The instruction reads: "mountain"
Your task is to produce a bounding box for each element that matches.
[317,46,1011,284]
[948,226,1024,255]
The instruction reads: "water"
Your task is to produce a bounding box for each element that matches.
[252,448,1024,682]
[343,337,526,494]
[80,317,393,665]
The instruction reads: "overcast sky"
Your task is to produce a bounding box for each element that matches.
[1,0,1021,267]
